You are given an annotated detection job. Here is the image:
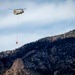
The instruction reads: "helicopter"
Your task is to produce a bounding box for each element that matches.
[14,9,25,15]
[9,8,26,15]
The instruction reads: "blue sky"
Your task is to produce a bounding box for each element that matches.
[0,0,75,51]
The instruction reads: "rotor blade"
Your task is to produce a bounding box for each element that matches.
[19,8,26,10]
[9,8,26,10]
[9,8,14,10]
[23,8,26,10]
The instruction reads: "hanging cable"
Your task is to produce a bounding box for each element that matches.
[16,15,19,44]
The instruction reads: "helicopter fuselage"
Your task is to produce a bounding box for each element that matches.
[14,9,24,15]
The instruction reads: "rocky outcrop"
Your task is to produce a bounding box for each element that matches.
[4,58,30,75]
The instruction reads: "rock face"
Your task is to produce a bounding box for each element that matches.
[5,58,30,75]
[0,29,75,75]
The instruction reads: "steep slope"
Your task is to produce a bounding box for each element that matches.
[4,58,30,75]
[0,29,75,75]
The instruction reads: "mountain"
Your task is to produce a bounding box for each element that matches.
[0,29,75,75]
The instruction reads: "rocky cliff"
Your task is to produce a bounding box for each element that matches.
[4,58,30,75]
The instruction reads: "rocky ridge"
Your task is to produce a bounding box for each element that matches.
[4,58,30,75]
